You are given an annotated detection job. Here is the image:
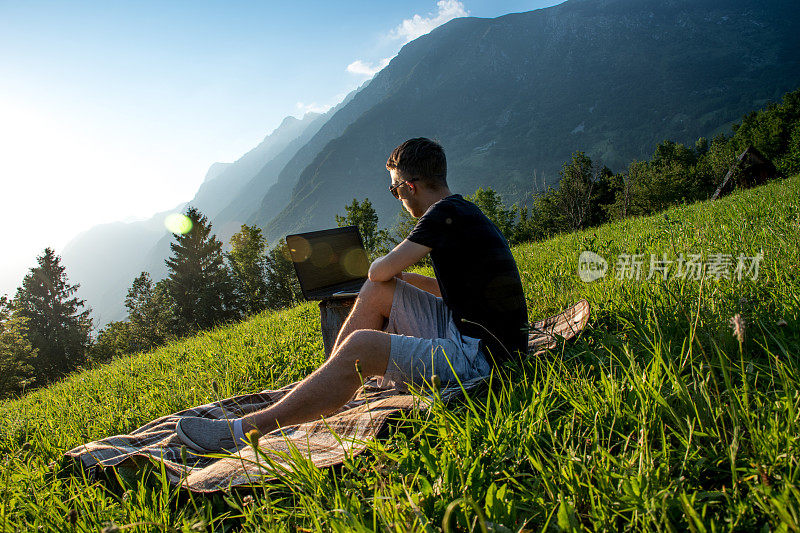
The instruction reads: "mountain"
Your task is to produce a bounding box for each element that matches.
[189,113,321,224]
[260,0,800,240]
[60,205,183,326]
[248,80,393,240]
[212,113,329,243]
[62,112,326,327]
[202,162,232,184]
[214,88,367,244]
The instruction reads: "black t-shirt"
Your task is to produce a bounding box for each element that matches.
[406,194,528,364]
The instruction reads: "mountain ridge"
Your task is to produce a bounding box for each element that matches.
[260,0,800,240]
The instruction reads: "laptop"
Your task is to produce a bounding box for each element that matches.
[286,225,369,300]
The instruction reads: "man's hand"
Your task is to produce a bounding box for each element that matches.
[368,240,431,282]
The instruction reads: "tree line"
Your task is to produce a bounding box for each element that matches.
[92,208,308,363]
[461,87,800,245]
[1,87,797,399]
[0,199,411,398]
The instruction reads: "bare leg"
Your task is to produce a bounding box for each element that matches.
[332,278,396,352]
[241,279,397,435]
[242,330,390,434]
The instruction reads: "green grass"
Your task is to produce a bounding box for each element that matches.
[1,175,799,532]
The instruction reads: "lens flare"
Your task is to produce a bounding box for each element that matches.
[342,248,369,277]
[164,213,193,235]
[310,242,334,268]
[288,236,312,261]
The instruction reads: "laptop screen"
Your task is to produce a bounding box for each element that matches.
[286,226,369,298]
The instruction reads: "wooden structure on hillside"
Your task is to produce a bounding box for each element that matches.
[319,297,356,359]
[712,146,779,200]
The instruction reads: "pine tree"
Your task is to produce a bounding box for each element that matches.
[12,248,91,384]
[165,207,238,332]
[227,225,269,316]
[125,272,176,350]
[0,296,36,398]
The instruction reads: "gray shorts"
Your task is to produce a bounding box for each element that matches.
[380,278,492,391]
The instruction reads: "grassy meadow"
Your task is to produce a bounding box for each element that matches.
[1,175,799,531]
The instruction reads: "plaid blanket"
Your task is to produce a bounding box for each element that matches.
[65,300,589,493]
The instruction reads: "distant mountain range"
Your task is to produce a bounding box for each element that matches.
[61,0,800,328]
[61,110,328,326]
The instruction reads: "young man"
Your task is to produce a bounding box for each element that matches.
[177,137,528,453]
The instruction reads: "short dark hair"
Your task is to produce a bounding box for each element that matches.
[386,138,447,188]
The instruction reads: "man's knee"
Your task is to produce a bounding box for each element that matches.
[338,329,388,355]
[332,329,391,376]
[359,278,396,297]
[356,278,396,317]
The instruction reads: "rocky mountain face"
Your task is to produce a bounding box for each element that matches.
[262,0,800,241]
[201,162,232,185]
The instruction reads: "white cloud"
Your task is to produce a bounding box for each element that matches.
[295,101,332,115]
[346,58,391,77]
[345,1,468,79]
[390,0,469,43]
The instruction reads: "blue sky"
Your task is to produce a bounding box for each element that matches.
[0,0,563,296]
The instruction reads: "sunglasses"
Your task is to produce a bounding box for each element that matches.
[389,178,417,199]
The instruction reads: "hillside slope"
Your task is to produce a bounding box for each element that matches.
[1,175,798,531]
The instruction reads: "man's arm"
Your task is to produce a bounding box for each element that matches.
[398,272,441,297]
[368,239,430,280]
[368,239,441,297]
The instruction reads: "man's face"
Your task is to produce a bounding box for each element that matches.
[389,168,423,217]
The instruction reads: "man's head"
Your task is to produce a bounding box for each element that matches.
[386,138,447,188]
[386,138,449,217]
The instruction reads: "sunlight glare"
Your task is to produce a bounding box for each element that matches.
[164,213,193,234]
